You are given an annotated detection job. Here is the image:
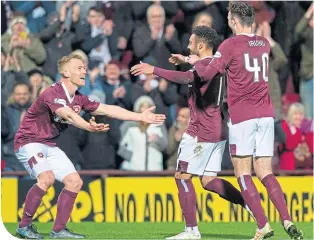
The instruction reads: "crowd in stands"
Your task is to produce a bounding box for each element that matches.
[1,1,313,173]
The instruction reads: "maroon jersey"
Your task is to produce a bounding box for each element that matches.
[194,34,275,124]
[14,82,100,151]
[154,57,227,143]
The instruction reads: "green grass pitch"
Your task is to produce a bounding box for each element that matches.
[4,222,313,239]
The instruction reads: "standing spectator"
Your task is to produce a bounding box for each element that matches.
[8,1,55,33]
[295,3,313,119]
[179,1,228,37]
[118,96,167,171]
[1,16,46,73]
[166,107,190,170]
[279,103,311,170]
[38,5,81,80]
[80,6,119,75]
[132,4,182,70]
[2,83,32,171]
[255,21,288,119]
[1,47,29,102]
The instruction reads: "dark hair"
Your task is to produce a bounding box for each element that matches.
[228,2,255,27]
[13,82,31,92]
[88,6,104,15]
[191,26,220,50]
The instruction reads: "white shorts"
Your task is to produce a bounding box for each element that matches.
[176,133,226,176]
[228,117,274,157]
[15,143,77,182]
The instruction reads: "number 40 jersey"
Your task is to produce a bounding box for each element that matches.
[194,34,275,124]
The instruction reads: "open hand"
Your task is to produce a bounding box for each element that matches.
[140,106,166,124]
[130,62,154,76]
[88,116,110,132]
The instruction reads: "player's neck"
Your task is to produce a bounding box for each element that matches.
[60,79,78,97]
[235,26,253,36]
[199,50,213,59]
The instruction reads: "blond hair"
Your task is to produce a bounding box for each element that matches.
[287,102,305,124]
[57,54,84,73]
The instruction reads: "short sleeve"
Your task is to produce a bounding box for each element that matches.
[210,38,234,73]
[80,95,100,113]
[44,94,67,114]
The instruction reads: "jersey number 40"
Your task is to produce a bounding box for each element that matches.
[244,53,269,82]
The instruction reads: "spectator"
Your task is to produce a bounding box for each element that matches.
[1,47,29,102]
[79,90,121,169]
[1,16,46,73]
[181,12,214,56]
[179,1,228,37]
[2,83,32,171]
[255,21,288,119]
[279,103,311,170]
[27,69,46,101]
[118,96,167,171]
[95,60,132,110]
[295,3,313,119]
[166,107,190,170]
[79,6,119,75]
[131,61,178,128]
[8,1,55,33]
[132,4,182,70]
[131,1,178,24]
[38,6,81,80]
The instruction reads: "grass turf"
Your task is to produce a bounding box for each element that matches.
[4,222,313,239]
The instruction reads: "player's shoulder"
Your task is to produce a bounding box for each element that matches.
[39,82,64,100]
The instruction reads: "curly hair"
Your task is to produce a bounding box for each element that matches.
[192,26,220,51]
[228,1,255,27]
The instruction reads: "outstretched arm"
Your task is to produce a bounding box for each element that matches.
[130,63,194,84]
[92,104,166,124]
[55,107,109,132]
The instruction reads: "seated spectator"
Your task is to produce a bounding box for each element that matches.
[1,15,46,73]
[28,69,44,101]
[279,103,312,170]
[2,83,32,171]
[79,6,119,75]
[95,60,132,110]
[118,96,167,171]
[131,61,178,128]
[132,4,182,70]
[295,3,313,119]
[166,107,190,170]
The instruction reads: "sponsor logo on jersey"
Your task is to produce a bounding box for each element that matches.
[54,98,67,107]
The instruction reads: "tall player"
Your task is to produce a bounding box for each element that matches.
[14,54,166,239]
[186,2,303,240]
[131,26,253,240]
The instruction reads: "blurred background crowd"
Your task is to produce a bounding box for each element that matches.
[1,1,313,174]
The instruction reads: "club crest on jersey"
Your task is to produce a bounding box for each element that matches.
[73,105,81,114]
[214,51,222,58]
[37,152,44,158]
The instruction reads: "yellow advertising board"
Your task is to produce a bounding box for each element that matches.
[1,176,313,223]
[105,177,313,223]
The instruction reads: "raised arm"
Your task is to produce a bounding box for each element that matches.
[130,63,194,84]
[92,104,166,124]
